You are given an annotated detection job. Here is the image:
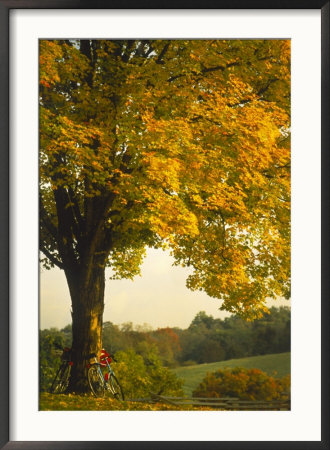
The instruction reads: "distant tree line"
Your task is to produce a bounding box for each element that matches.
[177,306,290,365]
[40,306,290,391]
[105,306,290,366]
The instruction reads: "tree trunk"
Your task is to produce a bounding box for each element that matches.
[65,263,105,393]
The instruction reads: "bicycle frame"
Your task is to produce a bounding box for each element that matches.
[93,358,116,389]
[87,349,124,399]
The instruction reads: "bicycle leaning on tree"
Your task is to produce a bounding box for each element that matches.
[49,347,73,394]
[87,349,124,400]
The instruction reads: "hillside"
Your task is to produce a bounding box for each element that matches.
[172,352,291,396]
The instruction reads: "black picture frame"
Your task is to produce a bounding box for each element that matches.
[1,2,329,449]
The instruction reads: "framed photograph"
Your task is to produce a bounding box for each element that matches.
[1,2,329,449]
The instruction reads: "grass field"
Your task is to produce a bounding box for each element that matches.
[39,352,290,410]
[171,352,291,396]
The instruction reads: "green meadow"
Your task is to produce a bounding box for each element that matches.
[172,352,291,396]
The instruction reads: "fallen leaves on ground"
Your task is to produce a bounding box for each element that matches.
[39,392,215,411]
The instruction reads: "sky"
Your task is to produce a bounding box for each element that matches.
[40,247,290,330]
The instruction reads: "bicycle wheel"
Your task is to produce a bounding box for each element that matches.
[88,364,105,397]
[108,374,124,401]
[50,363,70,394]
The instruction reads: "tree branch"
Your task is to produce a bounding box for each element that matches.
[40,245,64,270]
[68,186,84,236]
[40,197,58,241]
[167,60,240,83]
[156,42,171,64]
[121,40,136,63]
[53,186,79,269]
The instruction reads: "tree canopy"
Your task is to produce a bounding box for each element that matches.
[40,39,290,321]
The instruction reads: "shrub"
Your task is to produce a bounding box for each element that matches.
[193,367,290,401]
[113,349,184,400]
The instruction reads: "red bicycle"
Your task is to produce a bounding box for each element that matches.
[87,349,124,400]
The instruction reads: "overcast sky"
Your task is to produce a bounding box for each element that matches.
[40,247,290,330]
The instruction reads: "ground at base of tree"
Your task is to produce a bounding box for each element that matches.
[39,392,214,411]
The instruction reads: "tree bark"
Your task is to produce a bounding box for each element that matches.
[65,263,105,393]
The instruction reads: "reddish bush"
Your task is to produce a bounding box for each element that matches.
[193,367,290,401]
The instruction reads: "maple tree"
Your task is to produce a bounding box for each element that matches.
[40,39,290,392]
